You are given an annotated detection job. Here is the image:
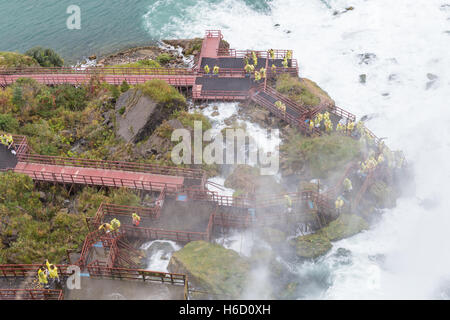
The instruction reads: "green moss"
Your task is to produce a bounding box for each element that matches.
[106,59,161,71]
[276,74,320,106]
[135,80,186,107]
[292,214,368,259]
[169,241,250,298]
[0,52,38,68]
[291,233,332,259]
[172,110,211,131]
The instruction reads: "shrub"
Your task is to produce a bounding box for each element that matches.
[280,133,360,178]
[156,53,174,65]
[0,52,38,68]
[25,47,64,67]
[0,113,19,132]
[53,84,88,111]
[120,80,130,93]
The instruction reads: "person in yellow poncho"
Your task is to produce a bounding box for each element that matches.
[335,196,344,215]
[204,64,210,74]
[46,259,60,288]
[132,213,141,227]
[110,218,121,232]
[38,266,49,289]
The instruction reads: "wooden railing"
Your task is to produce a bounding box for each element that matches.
[16,153,205,179]
[0,67,195,76]
[0,264,73,278]
[205,30,223,39]
[12,168,182,193]
[0,289,64,300]
[87,260,189,299]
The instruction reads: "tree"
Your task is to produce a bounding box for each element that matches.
[25,47,64,68]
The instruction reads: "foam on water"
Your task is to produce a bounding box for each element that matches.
[145,0,450,298]
[140,240,182,272]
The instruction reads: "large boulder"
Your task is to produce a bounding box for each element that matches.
[320,214,369,241]
[137,119,184,158]
[114,80,186,144]
[291,214,368,259]
[291,233,332,259]
[168,241,250,298]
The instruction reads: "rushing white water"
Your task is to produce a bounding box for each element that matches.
[144,0,450,299]
[140,240,182,272]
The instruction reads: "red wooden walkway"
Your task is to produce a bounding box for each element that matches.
[14,161,184,192]
[1,135,206,192]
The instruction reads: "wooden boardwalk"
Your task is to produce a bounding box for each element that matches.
[14,162,185,192]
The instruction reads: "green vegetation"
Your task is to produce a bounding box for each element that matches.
[320,214,369,241]
[0,52,38,68]
[106,59,161,71]
[275,74,333,107]
[25,47,64,68]
[0,172,140,264]
[136,79,186,107]
[280,132,360,178]
[156,53,174,65]
[169,241,250,298]
[291,214,368,259]
[0,76,123,158]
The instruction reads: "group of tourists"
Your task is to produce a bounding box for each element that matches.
[203,64,220,75]
[98,212,141,234]
[309,111,356,135]
[274,100,286,112]
[37,259,60,289]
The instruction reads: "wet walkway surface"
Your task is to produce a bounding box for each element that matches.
[0,144,17,170]
[201,57,290,69]
[103,199,215,234]
[65,277,185,300]
[196,76,254,91]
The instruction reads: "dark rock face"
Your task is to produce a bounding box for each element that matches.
[357,53,377,65]
[137,119,184,158]
[115,89,169,144]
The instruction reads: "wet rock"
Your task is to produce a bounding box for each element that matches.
[168,241,250,298]
[357,53,377,65]
[274,24,280,27]
[359,74,367,84]
[88,54,97,60]
[426,73,439,90]
[291,233,332,259]
[211,111,220,117]
[321,214,369,241]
